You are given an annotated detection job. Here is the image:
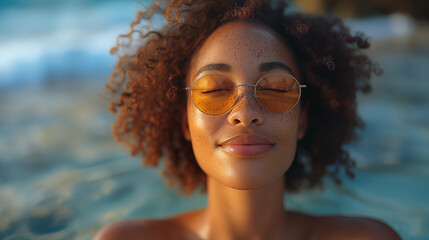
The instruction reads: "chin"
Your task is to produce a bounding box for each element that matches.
[219,171,281,191]
[227,182,272,191]
[198,152,291,192]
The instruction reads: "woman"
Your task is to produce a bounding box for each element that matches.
[95,0,401,239]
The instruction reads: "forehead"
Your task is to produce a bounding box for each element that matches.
[189,21,299,78]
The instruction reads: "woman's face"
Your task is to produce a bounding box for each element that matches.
[183,22,306,190]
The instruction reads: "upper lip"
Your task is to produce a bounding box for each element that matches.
[218,134,274,146]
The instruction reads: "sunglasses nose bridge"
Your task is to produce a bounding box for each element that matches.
[235,83,257,96]
[233,83,260,108]
[235,84,259,104]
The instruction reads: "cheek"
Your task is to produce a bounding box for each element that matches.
[187,108,217,141]
[273,106,301,139]
[269,107,301,160]
[186,106,222,171]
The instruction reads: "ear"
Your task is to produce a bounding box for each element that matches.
[298,107,308,140]
[181,108,191,141]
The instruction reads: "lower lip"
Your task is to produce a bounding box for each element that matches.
[220,144,273,157]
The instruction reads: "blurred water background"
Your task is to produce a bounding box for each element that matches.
[0,0,428,239]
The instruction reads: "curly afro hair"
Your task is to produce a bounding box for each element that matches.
[107,0,381,194]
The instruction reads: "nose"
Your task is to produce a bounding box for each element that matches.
[227,87,264,126]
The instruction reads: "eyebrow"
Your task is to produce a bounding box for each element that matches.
[195,61,294,77]
[259,62,294,75]
[195,63,231,77]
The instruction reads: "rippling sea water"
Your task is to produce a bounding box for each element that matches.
[0,1,428,239]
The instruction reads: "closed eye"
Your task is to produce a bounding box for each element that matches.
[202,89,231,94]
[259,88,287,93]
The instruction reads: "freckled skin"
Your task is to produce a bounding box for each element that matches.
[184,22,306,190]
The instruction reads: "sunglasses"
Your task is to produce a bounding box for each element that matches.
[185,72,306,115]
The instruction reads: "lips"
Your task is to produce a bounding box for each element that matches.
[218,135,274,157]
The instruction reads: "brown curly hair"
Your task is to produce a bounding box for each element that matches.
[107,0,381,194]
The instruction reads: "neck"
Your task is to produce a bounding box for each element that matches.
[202,177,288,240]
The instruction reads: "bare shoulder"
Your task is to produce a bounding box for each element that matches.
[92,219,163,240]
[92,217,198,240]
[313,215,402,240]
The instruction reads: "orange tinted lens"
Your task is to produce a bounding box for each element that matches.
[191,75,237,114]
[256,73,301,113]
